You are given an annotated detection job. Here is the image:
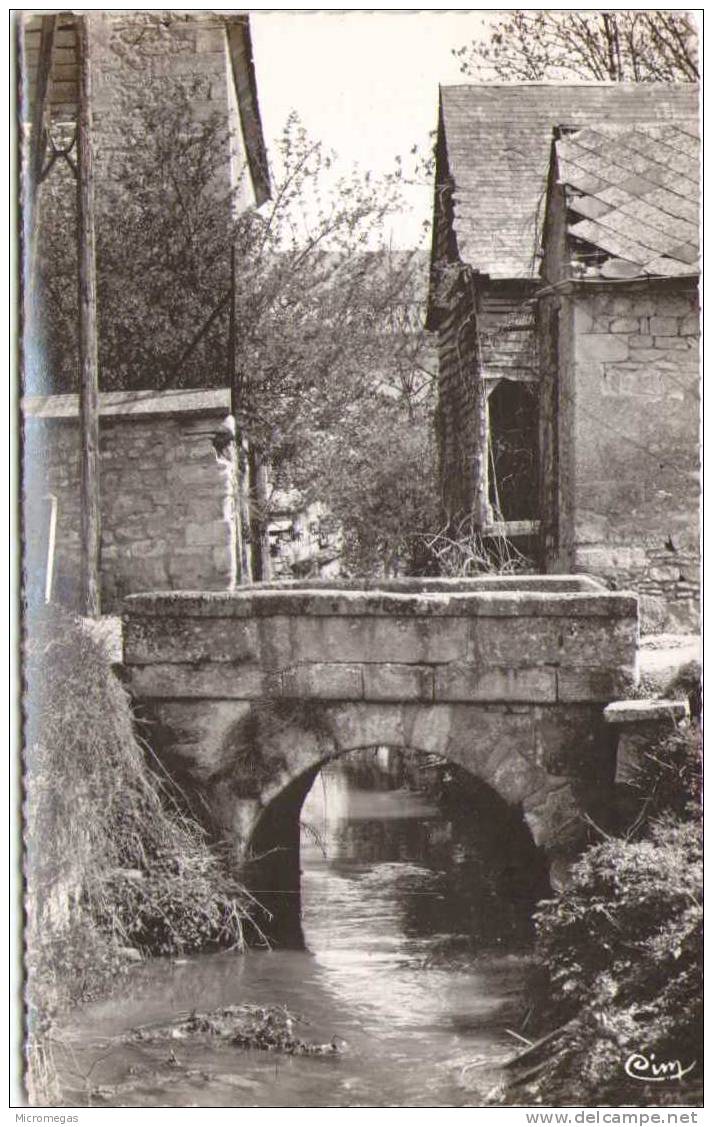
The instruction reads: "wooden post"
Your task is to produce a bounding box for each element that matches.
[227,242,245,585]
[239,438,253,582]
[248,446,271,581]
[26,14,57,291]
[75,14,101,617]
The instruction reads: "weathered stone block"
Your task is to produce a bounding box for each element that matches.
[282,663,363,700]
[128,661,271,699]
[142,698,253,781]
[123,615,259,663]
[184,519,228,546]
[445,706,534,774]
[131,538,167,559]
[680,313,700,336]
[655,336,689,351]
[609,318,639,333]
[363,663,434,702]
[467,616,636,670]
[603,698,689,725]
[290,616,469,665]
[435,664,556,703]
[579,334,629,362]
[327,702,408,752]
[649,316,679,336]
[557,667,635,702]
[407,705,454,755]
[490,752,547,807]
[532,703,607,776]
[522,782,582,855]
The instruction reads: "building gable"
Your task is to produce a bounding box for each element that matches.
[428,81,699,297]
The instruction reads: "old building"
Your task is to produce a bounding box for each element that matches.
[21,11,269,211]
[427,83,699,632]
[21,12,270,606]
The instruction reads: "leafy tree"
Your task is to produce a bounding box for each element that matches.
[30,32,437,576]
[455,11,699,83]
[294,391,440,577]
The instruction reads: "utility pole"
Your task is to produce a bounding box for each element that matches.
[228,242,250,583]
[75,14,101,617]
[230,243,247,590]
[27,14,57,288]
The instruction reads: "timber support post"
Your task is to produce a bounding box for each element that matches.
[228,241,246,585]
[75,14,101,617]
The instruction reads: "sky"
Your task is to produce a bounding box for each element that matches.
[249,11,493,247]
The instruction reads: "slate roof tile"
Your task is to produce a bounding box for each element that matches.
[554,116,700,278]
[437,83,699,278]
[568,218,650,265]
[644,187,698,225]
[642,255,698,277]
[615,198,697,243]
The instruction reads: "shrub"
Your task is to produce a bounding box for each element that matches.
[499,722,702,1107]
[23,608,258,1039]
[624,723,702,823]
[506,818,702,1106]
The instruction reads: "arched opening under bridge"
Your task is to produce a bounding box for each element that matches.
[245,744,552,949]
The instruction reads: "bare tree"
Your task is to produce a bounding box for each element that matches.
[455,11,699,83]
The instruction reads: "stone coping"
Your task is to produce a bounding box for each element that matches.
[124,582,637,620]
[603,698,690,724]
[244,575,606,593]
[23,387,230,421]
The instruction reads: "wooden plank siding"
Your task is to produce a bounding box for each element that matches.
[22,13,79,121]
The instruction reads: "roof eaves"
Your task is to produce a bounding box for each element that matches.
[225,14,271,207]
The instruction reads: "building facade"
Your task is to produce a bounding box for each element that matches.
[427,83,699,633]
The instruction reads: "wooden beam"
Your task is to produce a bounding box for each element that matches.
[29,14,57,205]
[75,14,101,617]
[482,520,541,538]
[228,243,245,585]
[26,14,57,298]
[247,446,268,581]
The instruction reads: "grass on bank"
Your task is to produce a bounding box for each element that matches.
[24,607,260,1101]
[498,723,702,1107]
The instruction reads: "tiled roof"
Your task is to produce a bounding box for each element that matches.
[438,83,699,279]
[555,122,700,277]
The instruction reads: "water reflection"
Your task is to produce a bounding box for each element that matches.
[56,747,546,1107]
[301,749,549,957]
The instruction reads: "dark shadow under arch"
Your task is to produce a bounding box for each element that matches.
[244,746,552,949]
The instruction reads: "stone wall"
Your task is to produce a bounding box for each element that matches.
[23,389,234,611]
[90,12,257,212]
[565,282,699,633]
[23,12,263,210]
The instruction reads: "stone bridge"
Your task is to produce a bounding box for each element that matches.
[123,576,638,909]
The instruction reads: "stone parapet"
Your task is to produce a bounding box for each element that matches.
[123,578,638,705]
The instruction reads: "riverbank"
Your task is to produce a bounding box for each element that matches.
[23,608,259,1103]
[493,720,703,1107]
[45,762,533,1107]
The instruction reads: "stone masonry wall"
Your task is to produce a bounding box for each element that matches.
[122,579,639,867]
[23,390,234,612]
[568,283,699,633]
[90,12,255,212]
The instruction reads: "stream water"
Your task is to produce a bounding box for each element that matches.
[55,752,545,1107]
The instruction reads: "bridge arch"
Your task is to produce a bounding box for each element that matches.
[242,715,559,945]
[237,700,582,864]
[123,577,638,922]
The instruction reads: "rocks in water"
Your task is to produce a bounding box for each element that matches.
[128,1004,343,1056]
